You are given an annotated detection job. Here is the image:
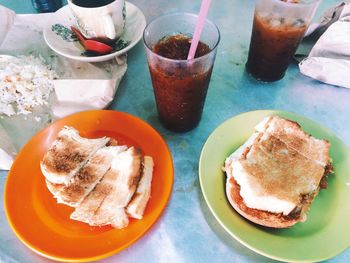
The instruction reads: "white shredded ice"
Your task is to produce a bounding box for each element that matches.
[0,55,58,116]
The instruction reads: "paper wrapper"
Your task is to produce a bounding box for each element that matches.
[298,2,350,89]
[0,5,127,170]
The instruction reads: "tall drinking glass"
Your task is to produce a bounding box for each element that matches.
[31,0,62,12]
[246,0,320,82]
[143,13,220,132]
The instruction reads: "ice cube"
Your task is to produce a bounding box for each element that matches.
[292,18,306,27]
[270,19,281,27]
[258,12,270,19]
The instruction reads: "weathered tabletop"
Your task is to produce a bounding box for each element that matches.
[0,0,349,262]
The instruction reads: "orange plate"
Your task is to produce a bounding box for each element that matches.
[4,110,174,262]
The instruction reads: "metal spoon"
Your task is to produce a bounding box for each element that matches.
[71,26,113,55]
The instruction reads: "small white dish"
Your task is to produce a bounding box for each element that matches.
[43,2,146,62]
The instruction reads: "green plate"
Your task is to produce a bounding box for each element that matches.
[199,110,350,262]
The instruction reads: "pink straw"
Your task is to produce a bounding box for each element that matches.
[187,0,212,60]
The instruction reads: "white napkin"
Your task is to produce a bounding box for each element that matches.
[52,55,127,119]
[0,5,127,170]
[299,3,350,89]
[0,124,16,170]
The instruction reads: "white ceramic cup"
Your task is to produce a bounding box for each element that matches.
[68,0,125,41]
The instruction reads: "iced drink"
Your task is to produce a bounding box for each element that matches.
[143,13,220,132]
[246,0,320,82]
[149,35,212,132]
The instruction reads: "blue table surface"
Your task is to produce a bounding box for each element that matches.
[1,0,349,262]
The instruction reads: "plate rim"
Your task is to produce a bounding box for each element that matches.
[43,2,146,62]
[4,109,174,262]
[199,109,350,262]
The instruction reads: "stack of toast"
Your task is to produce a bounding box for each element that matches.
[41,126,154,229]
[224,116,333,228]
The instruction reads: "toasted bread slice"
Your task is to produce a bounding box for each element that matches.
[47,146,127,207]
[126,156,154,219]
[256,116,331,166]
[71,147,142,227]
[89,147,142,227]
[46,180,64,197]
[242,132,326,207]
[70,181,108,225]
[89,207,129,229]
[45,138,119,201]
[96,147,142,207]
[107,138,119,147]
[224,116,332,228]
[70,146,128,224]
[41,126,109,184]
[226,176,308,228]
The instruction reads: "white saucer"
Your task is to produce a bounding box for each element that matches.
[43,2,146,62]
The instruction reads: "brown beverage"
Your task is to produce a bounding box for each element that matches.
[148,34,212,132]
[246,14,307,82]
[72,0,114,8]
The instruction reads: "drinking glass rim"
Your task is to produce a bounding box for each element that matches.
[143,12,221,63]
[67,0,123,10]
[269,0,321,7]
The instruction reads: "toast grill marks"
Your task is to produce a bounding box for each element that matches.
[70,179,111,224]
[46,146,128,207]
[70,168,122,226]
[257,116,333,191]
[70,151,125,225]
[241,132,325,206]
[91,147,143,228]
[71,147,143,228]
[264,116,333,185]
[41,127,109,184]
[257,116,331,167]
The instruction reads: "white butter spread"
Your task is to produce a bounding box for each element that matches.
[230,160,296,215]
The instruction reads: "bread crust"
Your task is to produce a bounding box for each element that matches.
[126,156,154,219]
[225,176,303,228]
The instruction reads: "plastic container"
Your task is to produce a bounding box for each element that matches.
[246,0,320,82]
[31,0,62,13]
[143,13,220,132]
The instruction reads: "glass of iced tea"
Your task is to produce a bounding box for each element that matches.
[246,0,320,82]
[143,13,220,132]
